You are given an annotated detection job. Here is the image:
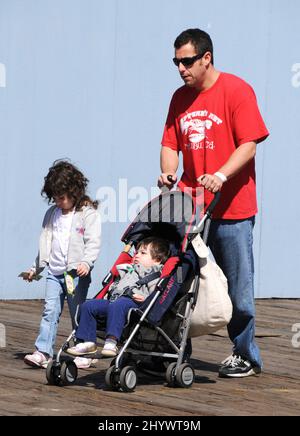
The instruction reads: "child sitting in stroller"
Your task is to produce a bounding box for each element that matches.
[67,237,170,358]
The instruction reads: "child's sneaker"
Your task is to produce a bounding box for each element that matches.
[73,357,98,369]
[66,341,97,356]
[101,339,118,357]
[24,350,49,369]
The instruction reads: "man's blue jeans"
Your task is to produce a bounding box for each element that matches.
[75,297,139,343]
[207,217,262,368]
[35,271,91,357]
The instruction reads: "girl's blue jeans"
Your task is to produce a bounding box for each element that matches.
[207,217,262,368]
[75,297,139,343]
[35,271,91,357]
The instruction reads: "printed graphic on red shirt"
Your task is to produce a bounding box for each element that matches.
[180,110,223,151]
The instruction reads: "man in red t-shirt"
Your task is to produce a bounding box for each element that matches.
[158,28,269,378]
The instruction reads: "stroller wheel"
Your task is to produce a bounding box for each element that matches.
[119,366,137,393]
[166,362,177,387]
[105,365,119,390]
[46,360,61,386]
[60,360,78,385]
[175,363,194,388]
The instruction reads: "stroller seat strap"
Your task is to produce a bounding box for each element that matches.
[135,271,162,288]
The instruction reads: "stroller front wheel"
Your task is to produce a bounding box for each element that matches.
[60,360,78,385]
[46,360,61,386]
[166,362,177,387]
[166,362,195,388]
[175,363,195,388]
[105,365,119,390]
[119,366,137,393]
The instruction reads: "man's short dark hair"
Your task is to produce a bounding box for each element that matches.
[174,28,214,65]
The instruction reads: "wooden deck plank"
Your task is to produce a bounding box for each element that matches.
[0,299,300,416]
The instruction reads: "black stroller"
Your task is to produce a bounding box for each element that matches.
[46,190,220,392]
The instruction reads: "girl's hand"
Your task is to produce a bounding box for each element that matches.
[23,270,35,282]
[132,294,145,303]
[77,263,90,277]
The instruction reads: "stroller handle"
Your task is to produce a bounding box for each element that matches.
[190,191,221,241]
[160,174,176,194]
[206,191,221,216]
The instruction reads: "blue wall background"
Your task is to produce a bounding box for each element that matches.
[0,0,299,299]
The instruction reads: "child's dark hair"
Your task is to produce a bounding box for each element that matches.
[137,237,170,264]
[41,159,98,210]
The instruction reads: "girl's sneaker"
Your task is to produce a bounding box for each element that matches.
[74,357,98,369]
[66,341,97,356]
[101,339,118,357]
[24,350,49,369]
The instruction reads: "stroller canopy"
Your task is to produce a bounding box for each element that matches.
[122,191,196,250]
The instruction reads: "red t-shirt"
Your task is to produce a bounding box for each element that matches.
[161,72,269,219]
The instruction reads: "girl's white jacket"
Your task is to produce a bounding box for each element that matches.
[32,205,101,275]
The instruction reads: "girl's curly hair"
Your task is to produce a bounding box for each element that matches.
[41,159,98,210]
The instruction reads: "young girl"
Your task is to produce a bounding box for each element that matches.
[23,160,101,369]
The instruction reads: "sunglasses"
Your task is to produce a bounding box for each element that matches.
[173,53,204,68]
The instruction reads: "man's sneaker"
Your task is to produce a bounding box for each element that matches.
[73,357,98,369]
[219,354,261,378]
[66,342,97,356]
[101,339,118,357]
[24,350,50,369]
